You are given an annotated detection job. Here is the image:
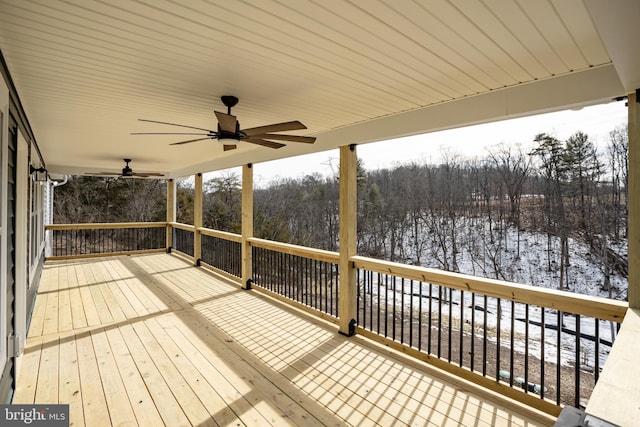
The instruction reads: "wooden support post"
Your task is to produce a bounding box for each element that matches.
[339,144,358,336]
[194,173,203,265]
[242,164,254,289]
[629,91,639,308]
[166,178,176,252]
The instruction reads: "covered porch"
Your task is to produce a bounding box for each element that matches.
[2,1,640,425]
[13,253,552,426]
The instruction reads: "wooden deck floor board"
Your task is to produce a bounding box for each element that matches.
[130,319,218,427]
[34,337,59,404]
[82,263,115,325]
[117,321,193,427]
[12,338,42,404]
[68,265,89,330]
[14,254,554,426]
[91,329,138,426]
[143,316,237,426]
[76,263,102,327]
[58,336,84,427]
[163,310,324,426]
[75,331,111,426]
[102,326,166,427]
[155,312,269,426]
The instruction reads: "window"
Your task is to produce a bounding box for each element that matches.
[28,169,44,282]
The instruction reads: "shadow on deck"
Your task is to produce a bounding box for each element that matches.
[13,253,555,426]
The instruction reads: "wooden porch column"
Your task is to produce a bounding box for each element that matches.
[339,144,358,336]
[242,163,253,289]
[166,178,176,251]
[194,173,203,265]
[629,91,640,308]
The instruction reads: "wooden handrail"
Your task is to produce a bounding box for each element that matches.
[248,237,340,264]
[169,222,195,232]
[351,255,628,322]
[46,222,167,230]
[199,227,242,242]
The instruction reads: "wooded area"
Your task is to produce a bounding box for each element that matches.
[53,126,628,297]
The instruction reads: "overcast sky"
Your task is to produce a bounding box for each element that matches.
[205,100,628,187]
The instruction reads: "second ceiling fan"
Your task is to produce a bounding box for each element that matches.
[133,96,316,151]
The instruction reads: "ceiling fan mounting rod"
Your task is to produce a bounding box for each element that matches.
[221,95,238,115]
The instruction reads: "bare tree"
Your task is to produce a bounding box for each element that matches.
[487,144,531,257]
[608,125,629,240]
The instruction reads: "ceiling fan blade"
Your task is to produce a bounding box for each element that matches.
[138,119,213,133]
[244,137,286,149]
[252,134,316,144]
[215,111,238,133]
[242,121,307,136]
[169,137,213,146]
[133,172,165,177]
[131,132,209,136]
[223,144,237,151]
[87,172,120,176]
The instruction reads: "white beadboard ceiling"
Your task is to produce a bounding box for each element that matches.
[0,0,638,178]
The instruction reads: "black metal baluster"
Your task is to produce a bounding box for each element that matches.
[541,308,546,399]
[391,276,397,340]
[356,269,361,326]
[557,310,562,405]
[438,285,442,358]
[376,272,381,334]
[575,314,581,408]
[510,301,515,386]
[370,271,375,331]
[384,274,389,338]
[418,281,423,351]
[460,290,464,367]
[471,293,475,372]
[496,298,501,381]
[483,295,488,376]
[409,279,414,347]
[595,318,600,383]
[401,278,406,345]
[428,283,433,354]
[524,304,530,393]
[303,255,308,304]
[448,288,452,362]
[334,261,338,316]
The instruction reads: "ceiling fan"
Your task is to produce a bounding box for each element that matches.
[88,158,164,178]
[132,96,316,151]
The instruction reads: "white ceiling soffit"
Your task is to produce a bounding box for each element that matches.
[0,0,633,178]
[585,0,640,93]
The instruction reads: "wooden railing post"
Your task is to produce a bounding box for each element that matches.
[242,164,253,289]
[339,144,358,336]
[629,90,639,308]
[166,178,176,252]
[194,173,203,265]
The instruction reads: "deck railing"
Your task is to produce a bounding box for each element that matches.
[200,228,242,278]
[352,256,627,414]
[45,221,629,415]
[46,222,166,258]
[250,238,340,318]
[171,222,195,257]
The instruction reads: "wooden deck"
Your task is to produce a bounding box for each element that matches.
[14,253,554,426]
